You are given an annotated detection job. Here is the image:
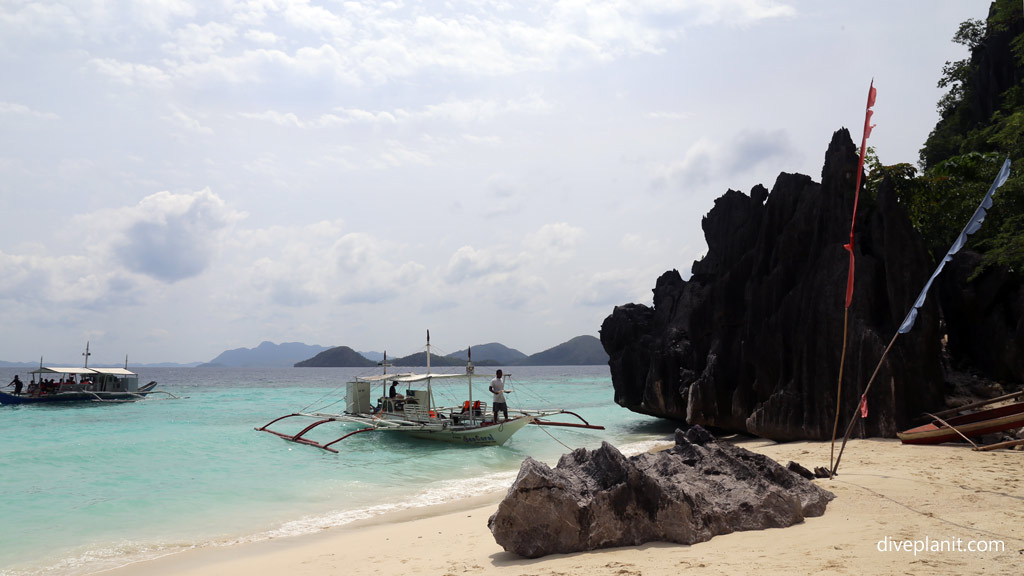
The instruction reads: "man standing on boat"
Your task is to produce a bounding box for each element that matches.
[7,375,23,395]
[489,370,509,423]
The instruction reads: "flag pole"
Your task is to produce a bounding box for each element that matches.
[830,80,877,471]
[830,157,1010,478]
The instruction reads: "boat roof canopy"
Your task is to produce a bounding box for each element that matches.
[92,368,136,376]
[30,367,137,376]
[355,373,416,383]
[395,373,471,383]
[353,372,472,384]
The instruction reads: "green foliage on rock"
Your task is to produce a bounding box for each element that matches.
[878,0,1024,273]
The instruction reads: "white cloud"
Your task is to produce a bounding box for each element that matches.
[161,21,237,62]
[0,101,60,120]
[89,58,172,88]
[444,245,500,284]
[524,222,584,261]
[574,268,653,307]
[241,94,553,130]
[164,105,214,135]
[109,189,244,283]
[650,129,796,192]
[244,29,280,45]
[20,1,797,93]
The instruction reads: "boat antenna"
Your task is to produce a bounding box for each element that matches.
[83,341,91,368]
[426,330,431,373]
[125,354,128,369]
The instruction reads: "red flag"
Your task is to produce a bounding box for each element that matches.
[844,80,877,308]
[859,394,869,418]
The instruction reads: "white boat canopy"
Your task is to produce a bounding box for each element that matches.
[393,373,471,383]
[30,367,137,376]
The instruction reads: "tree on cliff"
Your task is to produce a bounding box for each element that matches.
[880,0,1024,273]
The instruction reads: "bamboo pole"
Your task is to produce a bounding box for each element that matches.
[918,390,1024,421]
[829,308,851,471]
[922,412,980,449]
[974,438,1024,451]
[830,331,900,478]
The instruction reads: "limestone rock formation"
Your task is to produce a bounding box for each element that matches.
[600,129,946,440]
[939,251,1024,382]
[488,426,834,558]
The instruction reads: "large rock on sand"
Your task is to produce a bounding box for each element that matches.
[488,426,834,558]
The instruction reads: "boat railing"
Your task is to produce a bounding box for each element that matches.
[403,404,437,423]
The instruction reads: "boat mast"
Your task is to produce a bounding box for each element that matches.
[426,330,433,412]
[467,346,475,426]
[83,341,91,368]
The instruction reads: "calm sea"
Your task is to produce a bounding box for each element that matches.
[0,365,675,575]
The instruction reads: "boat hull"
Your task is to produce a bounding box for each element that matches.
[397,415,534,446]
[898,402,1024,445]
[0,390,149,405]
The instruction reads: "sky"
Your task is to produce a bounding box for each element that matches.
[0,0,990,364]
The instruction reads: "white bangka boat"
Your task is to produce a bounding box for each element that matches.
[0,343,161,405]
[256,332,604,452]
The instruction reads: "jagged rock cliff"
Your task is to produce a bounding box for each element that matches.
[600,129,946,441]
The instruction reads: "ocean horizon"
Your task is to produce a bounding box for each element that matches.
[0,365,675,576]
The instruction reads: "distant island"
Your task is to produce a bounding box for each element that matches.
[197,341,333,368]
[293,335,608,367]
[294,346,377,368]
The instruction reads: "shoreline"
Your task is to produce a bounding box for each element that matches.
[98,438,1023,576]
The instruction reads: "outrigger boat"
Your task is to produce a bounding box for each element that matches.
[0,343,160,405]
[256,333,604,452]
[898,392,1024,446]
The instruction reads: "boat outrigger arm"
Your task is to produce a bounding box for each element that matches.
[254,407,604,453]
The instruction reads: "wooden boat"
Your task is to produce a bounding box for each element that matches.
[0,344,161,405]
[256,332,604,452]
[897,401,1024,445]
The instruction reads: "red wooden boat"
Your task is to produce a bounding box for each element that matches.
[898,401,1024,445]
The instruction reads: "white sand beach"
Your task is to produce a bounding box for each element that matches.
[101,438,1022,576]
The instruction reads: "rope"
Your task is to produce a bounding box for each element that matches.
[502,375,576,453]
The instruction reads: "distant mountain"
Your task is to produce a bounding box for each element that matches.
[360,351,385,362]
[288,336,610,368]
[449,343,528,365]
[295,346,377,368]
[518,335,608,366]
[391,352,467,367]
[199,341,333,368]
[135,362,204,368]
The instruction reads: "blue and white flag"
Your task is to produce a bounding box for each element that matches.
[898,158,1012,334]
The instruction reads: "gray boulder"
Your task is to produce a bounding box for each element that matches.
[488,426,834,558]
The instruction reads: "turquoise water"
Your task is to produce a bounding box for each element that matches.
[0,366,674,575]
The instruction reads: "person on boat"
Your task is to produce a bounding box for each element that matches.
[6,375,23,395]
[389,381,404,400]
[489,370,509,423]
